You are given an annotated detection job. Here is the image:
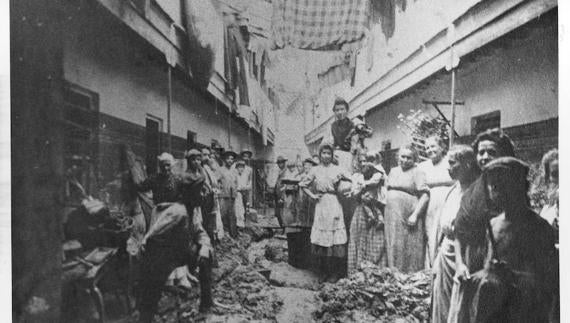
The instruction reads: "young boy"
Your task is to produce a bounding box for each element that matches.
[330,97,354,172]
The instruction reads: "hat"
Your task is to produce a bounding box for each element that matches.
[222,150,238,159]
[483,157,529,189]
[240,150,253,158]
[235,159,246,167]
[184,149,201,159]
[483,157,529,177]
[276,155,287,163]
[303,157,318,166]
[157,152,175,164]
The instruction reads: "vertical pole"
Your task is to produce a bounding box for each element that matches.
[450,69,456,147]
[228,108,232,149]
[167,66,172,153]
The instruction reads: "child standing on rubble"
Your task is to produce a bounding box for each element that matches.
[300,142,351,283]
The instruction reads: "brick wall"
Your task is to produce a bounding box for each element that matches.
[455,117,558,165]
[379,117,558,172]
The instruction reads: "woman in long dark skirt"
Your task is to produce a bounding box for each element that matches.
[300,143,351,283]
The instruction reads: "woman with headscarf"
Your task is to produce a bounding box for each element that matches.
[418,136,454,267]
[430,145,479,323]
[448,128,515,322]
[450,157,557,322]
[384,144,430,273]
[300,142,351,283]
[347,153,387,274]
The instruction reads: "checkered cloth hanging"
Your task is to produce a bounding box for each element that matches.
[271,0,369,50]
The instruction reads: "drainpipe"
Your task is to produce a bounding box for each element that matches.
[447,23,459,147]
[450,69,456,147]
[167,66,172,153]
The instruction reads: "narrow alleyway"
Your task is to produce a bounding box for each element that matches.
[65,209,429,323]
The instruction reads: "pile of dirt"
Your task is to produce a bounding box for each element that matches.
[213,265,283,320]
[313,262,431,323]
[154,232,285,322]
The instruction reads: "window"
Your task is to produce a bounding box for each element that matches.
[146,115,163,175]
[471,111,500,135]
[187,131,197,149]
[62,82,99,203]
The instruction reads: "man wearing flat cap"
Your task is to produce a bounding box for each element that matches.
[218,150,238,237]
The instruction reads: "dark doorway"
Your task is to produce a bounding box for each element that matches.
[146,116,161,175]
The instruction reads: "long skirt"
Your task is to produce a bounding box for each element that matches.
[431,237,456,323]
[311,193,347,258]
[234,192,245,228]
[425,186,450,267]
[347,204,386,274]
[385,190,425,273]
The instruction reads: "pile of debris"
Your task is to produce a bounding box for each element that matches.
[153,232,285,322]
[213,265,283,320]
[313,262,431,323]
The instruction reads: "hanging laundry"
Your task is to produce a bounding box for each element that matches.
[370,0,411,40]
[224,26,239,92]
[371,0,396,39]
[228,26,251,106]
[317,50,357,88]
[271,0,369,50]
[182,0,220,89]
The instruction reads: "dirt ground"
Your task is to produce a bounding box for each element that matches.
[64,211,430,323]
[148,211,431,323]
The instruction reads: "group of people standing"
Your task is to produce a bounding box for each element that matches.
[132,146,255,322]
[273,97,559,322]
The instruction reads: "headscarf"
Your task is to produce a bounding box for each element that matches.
[157,152,175,165]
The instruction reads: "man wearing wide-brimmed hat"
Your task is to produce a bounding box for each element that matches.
[218,150,238,237]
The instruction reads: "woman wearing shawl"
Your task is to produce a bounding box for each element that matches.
[300,142,351,283]
[384,145,430,273]
[347,153,387,274]
[448,128,515,322]
[430,145,479,323]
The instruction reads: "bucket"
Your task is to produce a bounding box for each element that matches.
[286,229,312,269]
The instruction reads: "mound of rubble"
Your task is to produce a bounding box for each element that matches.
[313,262,431,323]
[153,232,285,322]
